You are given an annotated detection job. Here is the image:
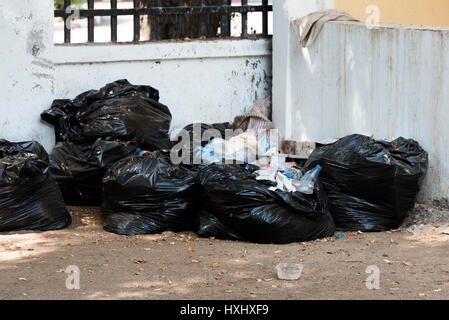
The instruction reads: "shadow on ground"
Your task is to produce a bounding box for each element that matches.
[1,207,449,300]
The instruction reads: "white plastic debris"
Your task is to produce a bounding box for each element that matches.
[276,263,304,281]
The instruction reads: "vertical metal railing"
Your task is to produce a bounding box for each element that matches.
[63,0,71,43]
[199,0,206,38]
[111,0,118,42]
[133,0,141,42]
[87,0,95,42]
[57,0,272,44]
[221,0,231,37]
[262,0,268,36]
[241,0,248,37]
[178,0,185,39]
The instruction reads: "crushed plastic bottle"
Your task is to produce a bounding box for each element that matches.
[283,168,303,180]
[294,165,322,195]
[276,263,304,281]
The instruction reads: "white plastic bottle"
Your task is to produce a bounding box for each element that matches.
[295,165,322,195]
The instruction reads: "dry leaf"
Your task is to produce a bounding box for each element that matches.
[133,259,147,264]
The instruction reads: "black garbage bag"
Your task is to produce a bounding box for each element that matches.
[305,134,429,232]
[183,122,233,147]
[0,140,50,162]
[174,122,233,166]
[50,139,138,206]
[103,151,198,236]
[41,79,172,151]
[0,140,71,232]
[197,164,335,244]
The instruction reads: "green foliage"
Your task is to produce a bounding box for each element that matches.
[54,0,85,10]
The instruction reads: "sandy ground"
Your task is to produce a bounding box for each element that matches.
[1,207,449,300]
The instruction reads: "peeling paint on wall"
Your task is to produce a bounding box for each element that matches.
[288,21,449,203]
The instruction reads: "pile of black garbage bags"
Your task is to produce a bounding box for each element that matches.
[0,140,71,232]
[41,79,173,206]
[0,79,429,245]
[305,134,429,232]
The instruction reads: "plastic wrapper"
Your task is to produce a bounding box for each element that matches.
[49,139,138,206]
[41,79,172,151]
[103,151,198,235]
[197,164,335,244]
[0,140,71,232]
[305,134,429,231]
[178,122,233,165]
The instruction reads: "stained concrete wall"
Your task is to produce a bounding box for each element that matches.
[54,39,272,135]
[272,0,334,140]
[0,1,272,152]
[0,1,55,151]
[286,20,449,204]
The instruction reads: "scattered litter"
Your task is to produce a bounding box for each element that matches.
[197,164,335,244]
[231,98,274,132]
[389,288,400,291]
[276,263,304,281]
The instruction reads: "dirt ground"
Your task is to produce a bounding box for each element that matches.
[1,207,449,300]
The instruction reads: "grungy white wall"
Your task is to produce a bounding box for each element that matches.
[0,1,272,152]
[272,0,334,140]
[285,20,449,204]
[0,0,55,151]
[54,39,272,134]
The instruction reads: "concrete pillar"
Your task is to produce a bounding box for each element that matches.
[272,0,334,140]
[0,0,55,151]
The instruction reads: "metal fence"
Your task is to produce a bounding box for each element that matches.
[55,0,273,44]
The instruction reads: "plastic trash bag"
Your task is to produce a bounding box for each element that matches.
[0,140,71,232]
[197,164,335,244]
[178,122,233,165]
[41,79,172,151]
[50,139,138,206]
[305,134,429,232]
[102,151,198,236]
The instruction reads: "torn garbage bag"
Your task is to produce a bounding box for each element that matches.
[175,122,233,165]
[305,134,429,232]
[41,79,172,151]
[197,164,335,244]
[102,151,198,236]
[0,140,71,232]
[49,139,138,206]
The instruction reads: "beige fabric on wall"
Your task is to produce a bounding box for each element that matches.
[297,9,359,48]
[231,98,275,132]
